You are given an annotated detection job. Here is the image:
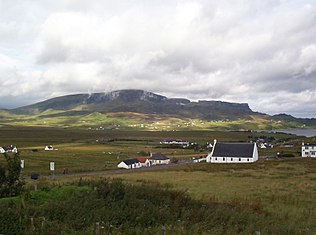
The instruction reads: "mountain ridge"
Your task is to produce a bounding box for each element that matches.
[11,89,254,120]
[3,89,316,129]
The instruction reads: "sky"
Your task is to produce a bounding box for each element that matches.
[0,0,316,118]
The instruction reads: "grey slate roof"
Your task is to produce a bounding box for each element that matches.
[149,153,169,160]
[303,143,316,146]
[122,159,140,165]
[2,145,16,151]
[212,143,255,158]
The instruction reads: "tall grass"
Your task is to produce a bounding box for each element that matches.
[0,178,311,234]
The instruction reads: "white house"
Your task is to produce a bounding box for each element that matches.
[302,143,316,158]
[117,159,142,169]
[0,147,5,153]
[45,145,54,151]
[206,140,258,163]
[193,156,207,163]
[149,153,170,165]
[136,157,151,167]
[2,145,18,153]
[160,140,189,148]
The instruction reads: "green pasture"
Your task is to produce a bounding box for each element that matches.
[106,158,316,233]
[0,109,309,130]
[0,125,308,177]
[1,125,315,233]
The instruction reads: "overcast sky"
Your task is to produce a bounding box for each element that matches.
[1,0,316,117]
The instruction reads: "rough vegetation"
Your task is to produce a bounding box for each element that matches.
[0,178,311,235]
[0,153,24,198]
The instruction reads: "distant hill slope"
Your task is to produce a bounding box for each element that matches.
[7,89,316,129]
[11,89,255,120]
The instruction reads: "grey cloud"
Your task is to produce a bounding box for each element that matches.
[0,0,316,117]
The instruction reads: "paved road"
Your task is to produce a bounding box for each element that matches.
[48,160,193,179]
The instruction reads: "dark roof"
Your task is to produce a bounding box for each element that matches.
[212,143,255,158]
[303,143,316,146]
[2,145,16,151]
[122,159,140,165]
[150,153,169,160]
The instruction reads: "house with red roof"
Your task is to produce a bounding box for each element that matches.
[136,157,151,167]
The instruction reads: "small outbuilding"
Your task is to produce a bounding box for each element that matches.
[2,145,18,153]
[117,159,142,169]
[0,147,5,154]
[206,140,258,163]
[45,145,54,151]
[302,142,316,158]
[149,153,170,165]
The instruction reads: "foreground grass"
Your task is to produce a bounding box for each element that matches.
[106,158,316,234]
[1,178,312,234]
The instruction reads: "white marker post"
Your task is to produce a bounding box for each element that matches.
[50,162,55,179]
[20,160,24,178]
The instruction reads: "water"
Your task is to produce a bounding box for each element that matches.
[271,129,316,137]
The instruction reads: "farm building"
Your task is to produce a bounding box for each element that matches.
[45,145,54,151]
[135,157,151,167]
[149,153,170,165]
[160,140,189,147]
[2,145,18,153]
[0,147,5,153]
[206,140,258,163]
[193,156,207,163]
[302,143,316,158]
[117,159,142,169]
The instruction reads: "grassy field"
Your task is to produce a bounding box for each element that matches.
[0,125,305,176]
[79,158,315,234]
[0,109,310,130]
[1,125,316,233]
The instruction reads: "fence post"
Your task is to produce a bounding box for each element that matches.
[95,222,100,235]
[162,225,166,235]
[30,217,35,231]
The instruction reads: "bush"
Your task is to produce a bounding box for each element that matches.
[0,153,25,198]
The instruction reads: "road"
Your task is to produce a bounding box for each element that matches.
[47,160,193,179]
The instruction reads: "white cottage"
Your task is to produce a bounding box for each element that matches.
[136,157,151,167]
[206,140,258,163]
[45,145,54,151]
[2,145,18,153]
[302,143,316,158]
[0,147,5,153]
[117,159,142,169]
[149,153,170,165]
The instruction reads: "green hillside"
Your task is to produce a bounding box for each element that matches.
[2,90,316,130]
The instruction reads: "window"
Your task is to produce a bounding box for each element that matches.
[215,157,217,161]
[239,158,241,161]
[247,159,249,162]
[223,157,225,161]
[231,158,233,161]
[312,152,315,155]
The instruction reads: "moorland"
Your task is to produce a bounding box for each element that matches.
[0,124,315,234]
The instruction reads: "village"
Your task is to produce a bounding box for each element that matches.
[1,137,315,174]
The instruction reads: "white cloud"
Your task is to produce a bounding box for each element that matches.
[0,0,316,117]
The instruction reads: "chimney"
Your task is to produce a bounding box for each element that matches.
[213,139,217,146]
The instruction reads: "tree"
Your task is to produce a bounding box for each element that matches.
[0,153,24,198]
